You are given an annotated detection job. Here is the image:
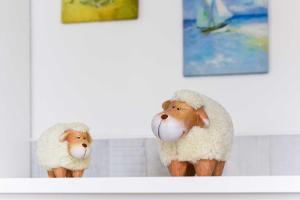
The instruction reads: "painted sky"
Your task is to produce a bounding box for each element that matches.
[184,0,268,20]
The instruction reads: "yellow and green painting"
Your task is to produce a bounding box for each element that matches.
[62,0,138,23]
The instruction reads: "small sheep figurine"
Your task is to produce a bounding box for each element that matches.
[151,90,233,176]
[37,122,93,178]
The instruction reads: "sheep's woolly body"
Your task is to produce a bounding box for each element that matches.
[159,90,234,166]
[173,90,205,109]
[37,123,91,171]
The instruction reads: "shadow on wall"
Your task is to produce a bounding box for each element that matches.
[31,135,300,177]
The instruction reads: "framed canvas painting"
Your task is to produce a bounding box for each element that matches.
[183,0,269,76]
[62,0,138,23]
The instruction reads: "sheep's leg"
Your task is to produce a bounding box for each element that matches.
[47,170,55,178]
[212,161,225,176]
[194,159,217,176]
[185,162,196,176]
[72,170,84,177]
[168,160,191,176]
[66,170,73,177]
[53,167,67,178]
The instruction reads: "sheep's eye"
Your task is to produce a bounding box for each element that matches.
[177,108,180,111]
[83,137,86,140]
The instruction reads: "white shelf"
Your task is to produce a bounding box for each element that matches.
[1,176,300,194]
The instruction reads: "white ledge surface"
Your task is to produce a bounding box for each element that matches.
[1,176,300,194]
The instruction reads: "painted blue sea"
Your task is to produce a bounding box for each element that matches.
[183,0,268,76]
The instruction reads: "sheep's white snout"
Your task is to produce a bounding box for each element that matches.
[69,145,91,160]
[151,114,186,142]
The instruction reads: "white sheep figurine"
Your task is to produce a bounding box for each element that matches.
[151,90,234,176]
[37,122,93,178]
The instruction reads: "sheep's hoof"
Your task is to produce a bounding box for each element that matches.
[194,160,225,176]
[72,170,84,177]
[168,160,195,176]
[66,170,73,177]
[47,170,55,178]
[53,167,67,178]
[213,161,225,176]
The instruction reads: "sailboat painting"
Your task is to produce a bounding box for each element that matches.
[184,0,268,76]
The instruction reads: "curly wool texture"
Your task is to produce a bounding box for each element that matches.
[37,123,91,171]
[159,90,234,166]
[173,90,205,109]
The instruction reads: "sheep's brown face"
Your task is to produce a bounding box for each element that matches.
[151,100,209,141]
[60,130,92,160]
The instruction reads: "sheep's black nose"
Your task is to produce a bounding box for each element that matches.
[161,114,168,120]
[82,143,87,148]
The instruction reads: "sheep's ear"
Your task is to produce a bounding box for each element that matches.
[162,100,171,110]
[59,130,70,142]
[86,132,93,144]
[196,106,210,128]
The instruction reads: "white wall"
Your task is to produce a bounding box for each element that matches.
[0,0,30,177]
[31,0,300,139]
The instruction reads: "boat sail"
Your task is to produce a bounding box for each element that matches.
[197,0,233,33]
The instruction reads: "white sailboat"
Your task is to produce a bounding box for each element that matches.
[197,0,233,33]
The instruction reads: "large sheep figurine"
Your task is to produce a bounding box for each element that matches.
[151,90,233,176]
[37,122,93,178]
